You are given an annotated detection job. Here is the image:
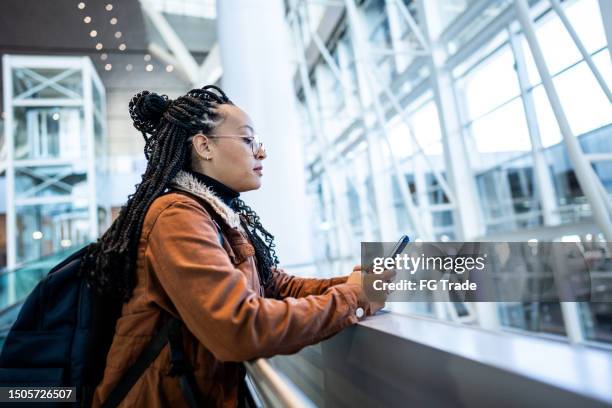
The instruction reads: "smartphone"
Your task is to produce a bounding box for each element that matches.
[365,235,410,274]
[385,235,410,259]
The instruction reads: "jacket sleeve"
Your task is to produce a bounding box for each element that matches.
[265,268,348,299]
[145,199,370,362]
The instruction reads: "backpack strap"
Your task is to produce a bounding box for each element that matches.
[101,317,178,408]
[167,320,205,408]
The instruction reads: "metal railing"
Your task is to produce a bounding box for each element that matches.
[244,359,316,408]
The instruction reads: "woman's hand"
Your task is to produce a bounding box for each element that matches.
[347,265,396,316]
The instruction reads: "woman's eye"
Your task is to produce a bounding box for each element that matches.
[244,138,254,145]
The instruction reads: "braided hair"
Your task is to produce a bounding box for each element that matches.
[232,198,279,287]
[80,85,279,302]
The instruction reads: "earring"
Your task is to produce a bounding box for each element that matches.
[205,156,212,160]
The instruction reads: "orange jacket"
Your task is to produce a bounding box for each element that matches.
[91,171,370,407]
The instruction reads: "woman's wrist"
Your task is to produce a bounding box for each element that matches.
[335,283,371,322]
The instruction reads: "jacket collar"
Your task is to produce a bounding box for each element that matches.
[168,170,241,229]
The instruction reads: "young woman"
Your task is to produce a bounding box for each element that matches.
[85,85,384,407]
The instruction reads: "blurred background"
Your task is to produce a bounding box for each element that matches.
[0,0,611,362]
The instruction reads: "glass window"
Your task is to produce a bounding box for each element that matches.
[13,107,84,160]
[385,116,414,161]
[498,302,567,337]
[523,0,608,84]
[470,98,532,154]
[412,100,443,155]
[461,45,521,121]
[554,59,612,136]
[564,0,607,54]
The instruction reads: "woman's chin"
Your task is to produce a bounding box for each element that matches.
[237,178,262,192]
[250,178,262,190]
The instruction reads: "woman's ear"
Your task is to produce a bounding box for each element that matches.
[192,133,213,160]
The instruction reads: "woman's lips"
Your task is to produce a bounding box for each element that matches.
[254,167,263,176]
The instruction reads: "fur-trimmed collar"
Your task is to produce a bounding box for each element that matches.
[168,170,241,229]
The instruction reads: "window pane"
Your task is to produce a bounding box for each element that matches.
[555,60,612,135]
[566,0,608,54]
[462,45,521,120]
[470,98,531,154]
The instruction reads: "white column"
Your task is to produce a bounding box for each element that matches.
[509,29,560,227]
[82,58,99,240]
[413,156,434,237]
[417,0,485,240]
[217,0,316,273]
[385,0,410,73]
[3,55,16,305]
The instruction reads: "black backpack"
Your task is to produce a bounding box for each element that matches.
[0,242,207,408]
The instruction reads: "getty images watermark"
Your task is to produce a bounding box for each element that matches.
[361,241,611,303]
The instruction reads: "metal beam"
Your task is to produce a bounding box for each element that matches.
[140,0,200,85]
[15,68,81,101]
[367,62,456,204]
[141,1,223,87]
[417,0,486,240]
[148,42,193,84]
[508,27,560,227]
[514,0,612,241]
[549,0,612,103]
[598,0,612,63]
[17,167,74,197]
[344,0,428,239]
[198,43,223,84]
[390,0,430,52]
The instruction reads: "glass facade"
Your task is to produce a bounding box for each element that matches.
[290,0,612,344]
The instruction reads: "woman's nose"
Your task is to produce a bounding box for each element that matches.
[257,145,267,160]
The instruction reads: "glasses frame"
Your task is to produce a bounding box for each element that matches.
[188,133,265,157]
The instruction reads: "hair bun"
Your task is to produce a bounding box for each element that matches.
[129,90,170,134]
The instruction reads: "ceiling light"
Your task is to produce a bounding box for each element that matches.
[110,17,117,25]
[114,31,122,39]
[145,64,153,72]
[95,42,103,50]
[126,64,133,71]
[118,43,126,51]
[100,53,108,60]
[32,231,43,240]
[105,3,113,11]
[78,2,86,10]
[144,54,151,61]
[105,63,112,71]
[166,65,174,72]
[83,16,91,23]
[52,112,60,121]
[89,30,97,37]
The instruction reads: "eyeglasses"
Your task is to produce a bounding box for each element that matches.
[188,133,265,157]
